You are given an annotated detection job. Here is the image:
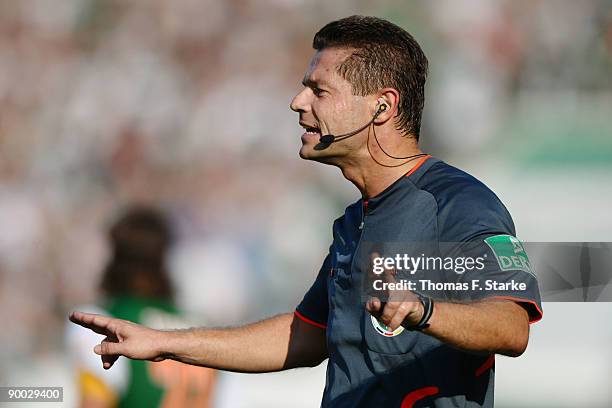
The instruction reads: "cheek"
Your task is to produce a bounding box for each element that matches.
[337,100,367,128]
[337,98,352,111]
[313,96,362,130]
[325,98,352,121]
[311,97,336,121]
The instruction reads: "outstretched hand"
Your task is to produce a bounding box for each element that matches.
[69,311,169,369]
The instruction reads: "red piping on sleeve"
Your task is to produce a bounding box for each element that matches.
[294,310,327,329]
[475,354,495,377]
[482,296,543,324]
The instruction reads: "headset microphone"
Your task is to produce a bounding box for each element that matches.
[319,103,387,145]
[318,133,336,145]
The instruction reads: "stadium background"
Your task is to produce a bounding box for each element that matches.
[0,0,611,406]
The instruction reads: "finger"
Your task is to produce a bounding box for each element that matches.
[380,301,400,326]
[70,312,121,337]
[369,252,398,304]
[382,263,398,283]
[70,311,109,326]
[387,284,412,303]
[387,302,415,331]
[366,297,382,314]
[102,354,120,370]
[70,311,109,333]
[98,336,122,370]
[369,252,398,280]
[94,338,125,356]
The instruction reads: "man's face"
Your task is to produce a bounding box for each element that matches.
[290,48,373,163]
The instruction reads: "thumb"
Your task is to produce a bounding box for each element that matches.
[94,339,124,356]
[367,297,382,313]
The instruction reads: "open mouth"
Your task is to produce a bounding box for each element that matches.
[301,125,321,135]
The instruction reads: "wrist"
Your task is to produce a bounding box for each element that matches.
[415,299,426,323]
[156,329,179,361]
[406,299,425,326]
[402,294,434,331]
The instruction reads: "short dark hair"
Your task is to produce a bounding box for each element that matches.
[313,15,428,140]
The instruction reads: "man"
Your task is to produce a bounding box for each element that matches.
[70,16,542,407]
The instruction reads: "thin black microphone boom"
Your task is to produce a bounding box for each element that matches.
[319,104,386,145]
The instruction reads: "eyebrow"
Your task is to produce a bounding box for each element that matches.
[302,76,333,91]
[302,77,319,88]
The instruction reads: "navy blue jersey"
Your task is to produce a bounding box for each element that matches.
[295,156,542,408]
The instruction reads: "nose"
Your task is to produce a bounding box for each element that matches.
[290,88,310,113]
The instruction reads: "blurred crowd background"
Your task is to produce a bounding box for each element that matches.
[0,0,611,407]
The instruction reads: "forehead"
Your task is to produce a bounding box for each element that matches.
[303,47,354,86]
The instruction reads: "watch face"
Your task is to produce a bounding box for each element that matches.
[371,314,405,337]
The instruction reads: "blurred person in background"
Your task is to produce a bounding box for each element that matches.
[66,206,216,408]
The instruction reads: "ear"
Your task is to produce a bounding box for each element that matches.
[373,88,400,124]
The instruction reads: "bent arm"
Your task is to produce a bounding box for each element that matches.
[371,297,530,357]
[422,299,530,357]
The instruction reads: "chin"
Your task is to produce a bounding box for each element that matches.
[299,145,338,165]
[299,146,318,160]
[299,142,324,159]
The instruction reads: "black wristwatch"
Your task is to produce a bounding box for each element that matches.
[402,293,434,331]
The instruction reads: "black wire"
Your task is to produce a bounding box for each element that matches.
[326,106,428,168]
[367,120,428,168]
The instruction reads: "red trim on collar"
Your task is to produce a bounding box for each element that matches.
[405,155,432,178]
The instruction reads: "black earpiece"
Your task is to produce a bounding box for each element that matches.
[376,98,388,115]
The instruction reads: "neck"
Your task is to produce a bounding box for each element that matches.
[338,131,425,198]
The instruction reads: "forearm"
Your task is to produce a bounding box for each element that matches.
[422,300,529,357]
[161,312,326,373]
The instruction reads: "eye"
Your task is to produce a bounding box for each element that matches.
[312,87,325,97]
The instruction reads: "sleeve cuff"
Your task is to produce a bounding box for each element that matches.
[294,310,327,329]
[481,295,543,324]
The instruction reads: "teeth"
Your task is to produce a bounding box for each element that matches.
[301,123,321,134]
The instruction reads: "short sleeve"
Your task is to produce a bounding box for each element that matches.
[454,234,543,323]
[432,174,543,323]
[295,253,330,329]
